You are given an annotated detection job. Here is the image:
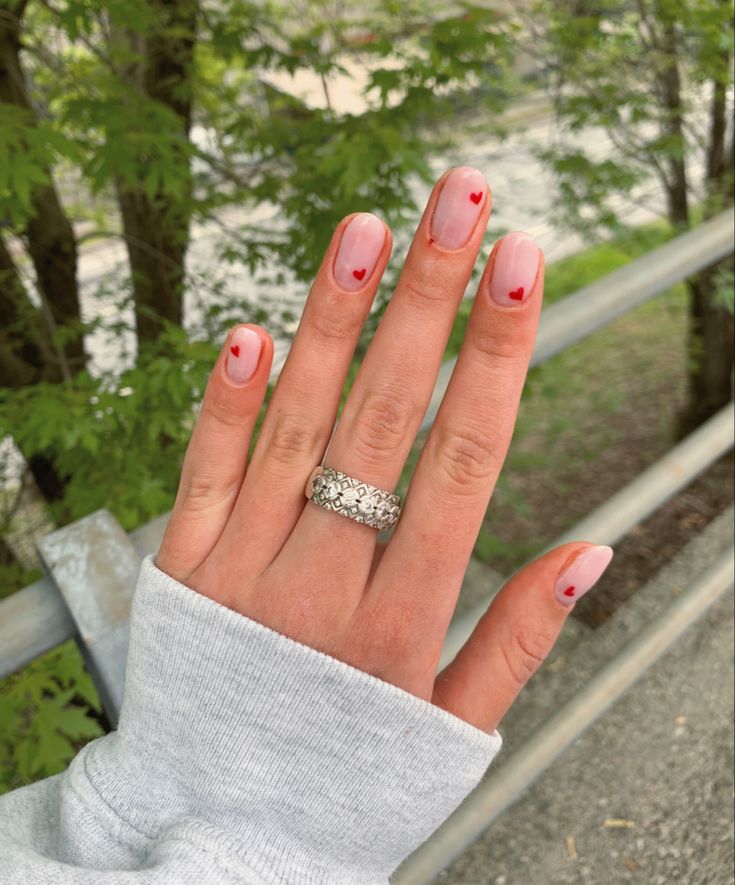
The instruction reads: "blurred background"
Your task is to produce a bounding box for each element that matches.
[0,0,733,880]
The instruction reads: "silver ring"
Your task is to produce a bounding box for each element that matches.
[305,466,401,531]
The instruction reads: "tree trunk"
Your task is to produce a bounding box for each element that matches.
[24,195,84,376]
[0,234,74,502]
[678,265,735,436]
[656,11,733,434]
[0,1,82,501]
[0,1,84,375]
[116,190,189,342]
[704,0,733,209]
[0,235,45,387]
[677,39,735,433]
[658,16,690,229]
[116,0,198,345]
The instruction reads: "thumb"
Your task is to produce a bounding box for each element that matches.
[432,542,614,733]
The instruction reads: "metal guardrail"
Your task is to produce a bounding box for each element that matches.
[396,547,735,883]
[0,210,733,875]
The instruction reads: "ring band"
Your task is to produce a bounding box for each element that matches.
[305,466,401,531]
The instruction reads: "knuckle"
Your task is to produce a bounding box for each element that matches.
[432,424,499,494]
[401,271,448,307]
[349,387,416,462]
[471,328,528,365]
[307,303,360,343]
[501,623,551,687]
[201,390,247,428]
[181,471,240,514]
[265,412,323,467]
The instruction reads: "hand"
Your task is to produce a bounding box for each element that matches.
[156,166,614,734]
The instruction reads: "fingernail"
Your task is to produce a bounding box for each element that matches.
[554,545,614,606]
[431,166,487,250]
[333,213,386,291]
[488,232,541,306]
[225,327,262,384]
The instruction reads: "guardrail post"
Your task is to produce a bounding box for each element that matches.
[37,509,142,727]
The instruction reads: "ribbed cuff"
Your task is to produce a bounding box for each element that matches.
[87,557,502,883]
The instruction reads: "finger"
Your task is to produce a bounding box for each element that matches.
[213,213,391,574]
[290,166,492,571]
[372,232,543,635]
[432,543,615,732]
[156,324,273,581]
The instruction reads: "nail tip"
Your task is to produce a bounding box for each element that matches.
[447,162,481,173]
[355,211,384,226]
[596,544,615,563]
[506,230,539,245]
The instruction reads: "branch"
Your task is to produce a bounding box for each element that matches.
[75,227,183,271]
[37,0,129,81]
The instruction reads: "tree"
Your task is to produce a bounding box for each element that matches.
[533,0,734,433]
[1,0,85,501]
[0,0,516,557]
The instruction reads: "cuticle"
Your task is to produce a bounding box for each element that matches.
[557,544,597,578]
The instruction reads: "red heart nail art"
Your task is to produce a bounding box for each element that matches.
[508,286,525,301]
[469,191,482,205]
[353,268,367,281]
[563,585,576,597]
[230,345,240,357]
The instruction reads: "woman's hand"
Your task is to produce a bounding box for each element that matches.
[156,167,613,734]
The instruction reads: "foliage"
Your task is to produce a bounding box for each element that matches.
[1,325,219,529]
[530,0,734,431]
[2,0,518,336]
[0,641,103,793]
[531,0,734,236]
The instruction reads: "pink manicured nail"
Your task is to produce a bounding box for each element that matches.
[554,545,614,606]
[430,166,487,250]
[225,327,261,384]
[333,213,386,291]
[488,232,541,306]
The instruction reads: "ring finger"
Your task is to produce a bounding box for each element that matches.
[286,166,492,577]
[371,232,544,667]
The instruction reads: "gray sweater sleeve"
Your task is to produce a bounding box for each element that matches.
[0,556,502,884]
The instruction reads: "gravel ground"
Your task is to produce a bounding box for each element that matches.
[435,511,734,885]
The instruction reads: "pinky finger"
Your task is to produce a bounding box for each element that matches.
[432,543,614,733]
[156,324,274,581]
